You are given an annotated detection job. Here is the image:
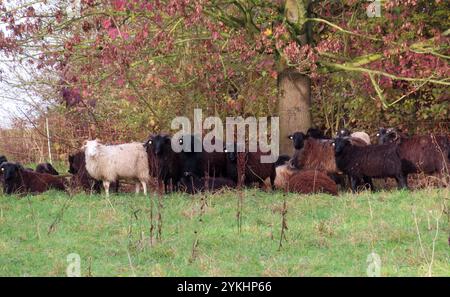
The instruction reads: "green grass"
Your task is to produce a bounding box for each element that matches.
[0,188,448,276]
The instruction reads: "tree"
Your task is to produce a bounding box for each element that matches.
[0,0,448,153]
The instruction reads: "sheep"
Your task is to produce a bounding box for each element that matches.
[377,128,450,176]
[35,163,59,175]
[333,137,407,192]
[179,175,236,194]
[274,154,291,167]
[224,143,276,189]
[288,132,337,174]
[68,151,103,193]
[0,162,66,194]
[178,134,227,179]
[287,170,338,196]
[306,128,330,140]
[0,155,7,192]
[274,164,298,190]
[83,140,150,197]
[144,134,182,193]
[337,128,371,145]
[288,131,370,189]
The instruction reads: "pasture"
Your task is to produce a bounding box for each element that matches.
[0,187,448,276]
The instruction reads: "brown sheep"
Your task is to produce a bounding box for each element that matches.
[1,162,66,195]
[288,133,337,174]
[288,132,370,189]
[287,170,338,196]
[378,128,450,176]
[274,164,298,190]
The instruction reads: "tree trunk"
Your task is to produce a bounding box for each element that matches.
[277,68,312,156]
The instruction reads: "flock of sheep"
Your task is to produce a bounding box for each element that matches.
[0,127,449,197]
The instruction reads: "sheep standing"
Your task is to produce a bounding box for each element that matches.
[378,128,450,176]
[144,134,182,193]
[333,137,407,192]
[83,140,150,197]
[0,162,66,194]
[288,132,337,174]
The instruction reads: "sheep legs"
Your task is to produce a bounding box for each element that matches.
[141,181,147,196]
[395,174,408,190]
[134,181,148,196]
[363,176,375,192]
[103,181,110,197]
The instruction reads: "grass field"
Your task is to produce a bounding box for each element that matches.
[0,187,448,277]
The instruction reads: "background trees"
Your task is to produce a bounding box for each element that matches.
[0,0,448,161]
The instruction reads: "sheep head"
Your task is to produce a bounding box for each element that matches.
[332,137,351,155]
[288,132,307,150]
[306,128,325,139]
[378,128,400,144]
[0,162,20,182]
[145,134,171,156]
[336,128,351,138]
[84,139,101,158]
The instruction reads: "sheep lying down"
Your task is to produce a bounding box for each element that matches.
[83,140,150,197]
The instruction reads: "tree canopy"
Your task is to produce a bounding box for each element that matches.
[1,0,448,145]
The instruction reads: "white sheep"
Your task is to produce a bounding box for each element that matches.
[350,131,371,145]
[83,139,150,197]
[337,129,371,145]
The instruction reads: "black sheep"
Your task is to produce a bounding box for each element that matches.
[36,163,59,175]
[144,133,182,193]
[1,162,66,195]
[306,128,330,139]
[225,143,276,189]
[337,128,351,137]
[275,154,291,167]
[68,151,104,193]
[333,137,407,192]
[378,128,450,176]
[178,134,227,179]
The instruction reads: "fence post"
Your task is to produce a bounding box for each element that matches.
[46,117,53,164]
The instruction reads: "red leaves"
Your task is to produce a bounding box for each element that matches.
[112,0,127,11]
[107,28,119,40]
[102,19,112,29]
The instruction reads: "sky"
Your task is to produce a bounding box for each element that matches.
[0,1,51,128]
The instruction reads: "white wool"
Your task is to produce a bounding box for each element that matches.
[350,131,371,145]
[84,140,150,195]
[274,164,298,190]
